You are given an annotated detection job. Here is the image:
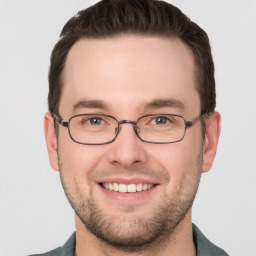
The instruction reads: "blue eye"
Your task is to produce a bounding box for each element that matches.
[153,116,168,125]
[89,117,104,125]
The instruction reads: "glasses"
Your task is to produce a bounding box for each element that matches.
[55,113,208,145]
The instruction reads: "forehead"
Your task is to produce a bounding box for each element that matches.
[60,35,200,117]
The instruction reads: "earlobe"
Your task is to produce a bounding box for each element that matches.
[44,112,59,171]
[202,112,221,173]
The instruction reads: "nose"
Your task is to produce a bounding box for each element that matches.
[107,122,148,168]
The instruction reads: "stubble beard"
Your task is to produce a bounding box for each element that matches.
[58,151,202,252]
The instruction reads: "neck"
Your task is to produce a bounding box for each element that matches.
[74,210,196,256]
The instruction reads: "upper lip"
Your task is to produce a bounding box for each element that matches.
[96,177,159,185]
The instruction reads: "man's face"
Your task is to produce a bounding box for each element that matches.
[47,35,212,249]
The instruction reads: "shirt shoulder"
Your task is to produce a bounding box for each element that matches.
[28,227,228,256]
[27,232,76,256]
[193,224,229,256]
[27,247,62,256]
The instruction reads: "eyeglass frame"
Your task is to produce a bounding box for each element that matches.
[53,113,209,145]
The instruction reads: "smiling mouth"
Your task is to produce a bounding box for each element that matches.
[100,183,156,193]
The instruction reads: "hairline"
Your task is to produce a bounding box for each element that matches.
[57,32,201,114]
[55,32,206,138]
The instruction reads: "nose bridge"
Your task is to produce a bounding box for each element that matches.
[109,119,147,167]
[116,120,138,138]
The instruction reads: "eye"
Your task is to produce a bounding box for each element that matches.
[87,117,105,125]
[152,116,169,125]
[89,117,104,125]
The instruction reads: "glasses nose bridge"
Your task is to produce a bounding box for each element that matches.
[118,120,136,126]
[116,119,139,135]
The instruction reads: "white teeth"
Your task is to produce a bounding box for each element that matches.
[113,183,119,192]
[127,184,136,193]
[147,184,153,189]
[109,183,113,190]
[119,184,128,193]
[102,183,154,193]
[142,184,148,191]
[137,183,143,192]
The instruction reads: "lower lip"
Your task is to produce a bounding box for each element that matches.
[98,184,158,201]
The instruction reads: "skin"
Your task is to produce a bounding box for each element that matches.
[44,35,221,256]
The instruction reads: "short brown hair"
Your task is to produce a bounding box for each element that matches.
[48,0,215,117]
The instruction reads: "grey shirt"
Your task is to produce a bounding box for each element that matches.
[28,224,228,256]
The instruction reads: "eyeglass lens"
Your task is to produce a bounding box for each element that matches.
[68,114,186,144]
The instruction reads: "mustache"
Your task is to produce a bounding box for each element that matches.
[89,165,170,184]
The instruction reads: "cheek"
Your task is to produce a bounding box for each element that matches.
[148,130,203,183]
[57,142,103,199]
[149,143,200,171]
[58,131,108,178]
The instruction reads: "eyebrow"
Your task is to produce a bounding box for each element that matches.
[140,98,185,111]
[72,98,185,113]
[73,99,110,112]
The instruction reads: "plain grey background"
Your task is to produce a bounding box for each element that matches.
[0,1,256,255]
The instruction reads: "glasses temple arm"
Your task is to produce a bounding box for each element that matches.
[186,113,210,127]
[52,113,69,127]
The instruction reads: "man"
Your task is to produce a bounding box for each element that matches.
[31,0,227,255]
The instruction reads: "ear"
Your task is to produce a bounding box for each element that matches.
[44,112,59,171]
[202,112,221,173]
